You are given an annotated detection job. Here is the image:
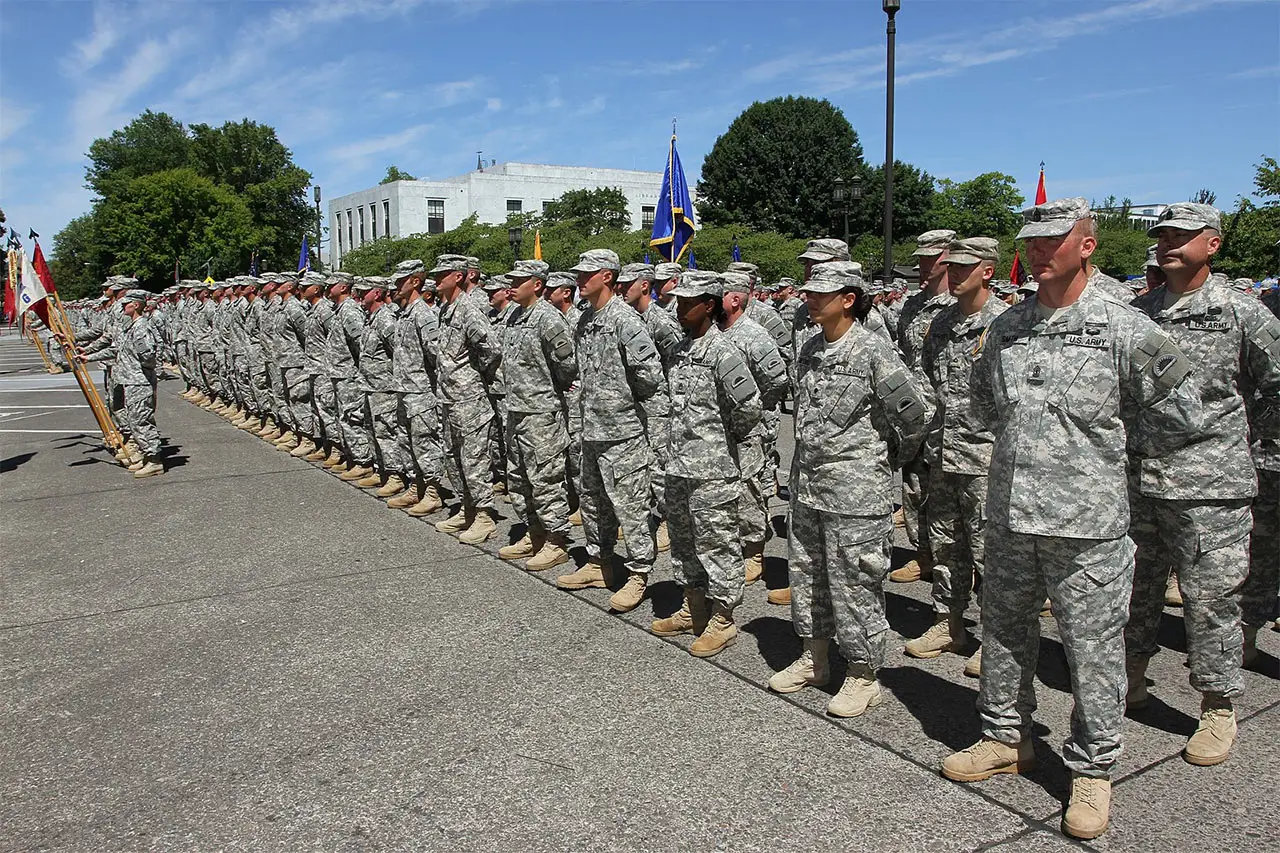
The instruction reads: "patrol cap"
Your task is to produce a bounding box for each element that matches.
[464,256,482,271]
[547,270,577,290]
[654,262,683,282]
[365,275,391,292]
[991,280,1016,296]
[301,271,327,288]
[278,271,299,283]
[326,271,354,287]
[1145,245,1160,269]
[726,261,760,281]
[178,279,202,288]
[940,237,1000,265]
[352,277,375,294]
[617,263,655,284]
[720,271,753,294]
[506,259,550,282]
[797,238,850,263]
[1016,197,1093,240]
[669,270,723,299]
[428,254,470,275]
[120,288,150,304]
[774,277,797,291]
[1230,277,1255,293]
[1017,280,1040,295]
[1147,202,1221,236]
[569,248,621,274]
[392,259,425,283]
[798,263,865,294]
[107,280,131,293]
[912,229,957,257]
[483,274,510,292]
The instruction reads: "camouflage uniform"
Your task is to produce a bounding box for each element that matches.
[278,292,314,439]
[327,295,373,466]
[666,323,762,607]
[360,299,409,477]
[1089,266,1137,303]
[1243,288,1280,630]
[85,300,161,456]
[638,299,683,517]
[393,295,444,488]
[486,296,518,484]
[437,286,501,513]
[921,294,1008,616]
[304,293,339,447]
[1128,273,1280,697]
[972,282,1201,776]
[561,300,584,496]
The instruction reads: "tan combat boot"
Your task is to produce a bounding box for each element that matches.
[526,535,570,572]
[1164,571,1183,606]
[406,485,444,516]
[305,444,329,461]
[235,414,259,430]
[274,431,299,450]
[893,507,906,527]
[339,463,372,481]
[387,486,421,509]
[942,738,1036,782]
[827,662,882,717]
[499,532,542,561]
[964,646,982,678]
[355,471,384,488]
[375,475,406,497]
[133,459,164,479]
[1062,774,1111,840]
[655,519,670,553]
[459,510,497,544]
[650,589,710,637]
[254,417,275,436]
[289,438,317,458]
[568,508,583,526]
[1184,694,1236,766]
[905,611,968,659]
[767,586,792,606]
[768,638,830,693]
[609,572,648,612]
[557,557,611,590]
[321,449,344,468]
[743,546,764,585]
[127,455,147,471]
[889,557,932,583]
[1125,656,1150,711]
[435,507,474,534]
[690,602,737,658]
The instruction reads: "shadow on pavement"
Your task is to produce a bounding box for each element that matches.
[1,451,37,473]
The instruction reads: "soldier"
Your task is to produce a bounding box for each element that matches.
[247,278,279,438]
[328,276,376,481]
[81,279,134,458]
[555,249,668,614]
[654,262,682,313]
[485,274,516,495]
[274,275,316,453]
[772,277,802,329]
[547,270,584,521]
[941,198,1201,841]
[650,270,762,657]
[1255,280,1280,637]
[355,277,409,495]
[1125,203,1280,766]
[768,263,927,717]
[495,260,578,571]
[905,238,1008,678]
[431,254,502,543]
[619,261,681,552]
[718,270,789,585]
[891,229,957,584]
[311,274,349,468]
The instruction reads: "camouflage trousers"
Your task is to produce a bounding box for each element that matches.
[1127,495,1251,699]
[266,360,286,421]
[564,387,582,500]
[982,526,1133,777]
[199,352,225,399]
[927,470,988,617]
[761,406,781,492]
[334,378,374,465]
[123,382,160,456]
[737,433,770,553]
[195,352,217,396]
[667,476,743,607]
[229,355,254,412]
[367,390,409,477]
[643,411,669,520]
[249,354,270,416]
[283,367,314,437]
[901,455,932,558]
[397,392,444,485]
[787,505,893,670]
[441,398,494,513]
[1241,468,1280,628]
[506,410,571,537]
[488,393,507,482]
[581,436,655,576]
[311,373,340,446]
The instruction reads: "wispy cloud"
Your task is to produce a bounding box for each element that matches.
[486,98,503,112]
[0,98,34,143]
[63,2,119,76]
[1226,63,1280,79]
[328,124,430,163]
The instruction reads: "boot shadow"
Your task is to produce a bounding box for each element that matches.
[885,590,936,642]
[648,579,683,618]
[762,555,789,592]
[1156,610,1188,654]
[1124,694,1198,737]
[740,615,804,675]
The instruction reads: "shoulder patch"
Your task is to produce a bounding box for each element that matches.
[716,352,757,406]
[550,326,574,359]
[1248,316,1280,359]
[622,321,658,364]
[875,368,924,424]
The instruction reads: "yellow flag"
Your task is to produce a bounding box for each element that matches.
[204,275,215,284]
[533,230,542,261]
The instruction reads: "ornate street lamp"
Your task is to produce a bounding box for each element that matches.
[832,177,850,246]
[508,225,524,262]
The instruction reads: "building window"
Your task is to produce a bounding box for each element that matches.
[346,209,353,250]
[427,198,445,235]
[642,205,656,231]
[506,199,522,215]
[336,212,344,253]
[358,207,365,243]
[370,203,377,240]
[383,200,391,238]
[542,201,553,214]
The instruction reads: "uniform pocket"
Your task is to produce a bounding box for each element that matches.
[821,375,868,428]
[1049,349,1118,423]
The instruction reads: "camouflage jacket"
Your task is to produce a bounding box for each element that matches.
[325,298,365,380]
[303,298,335,377]
[1090,267,1137,303]
[393,297,439,396]
[575,295,668,443]
[897,288,955,371]
[437,293,500,405]
[358,303,399,392]
[640,301,684,373]
[82,301,126,363]
[194,299,217,353]
[666,324,762,480]
[972,283,1202,538]
[777,296,802,329]
[277,297,311,370]
[792,322,928,516]
[227,297,251,357]
[746,298,794,368]
[502,299,577,414]
[84,314,157,386]
[721,315,789,418]
[1131,275,1280,497]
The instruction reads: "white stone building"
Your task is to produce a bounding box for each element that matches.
[329,162,666,267]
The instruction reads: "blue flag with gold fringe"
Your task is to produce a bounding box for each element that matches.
[649,134,697,262]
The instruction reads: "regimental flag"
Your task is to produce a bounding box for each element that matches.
[297,235,310,272]
[31,240,57,295]
[204,275,215,284]
[18,250,51,326]
[1009,249,1023,285]
[533,230,542,261]
[1034,162,1047,206]
[732,237,741,263]
[650,133,698,262]
[249,250,260,277]
[3,248,17,323]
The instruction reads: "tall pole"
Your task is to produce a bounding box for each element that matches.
[883,1,899,285]
[314,186,323,272]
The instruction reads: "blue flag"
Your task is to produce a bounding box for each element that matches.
[297,235,310,272]
[732,238,741,263]
[649,134,697,262]
[688,250,697,270]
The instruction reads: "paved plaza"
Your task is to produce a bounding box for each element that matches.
[1,332,1277,852]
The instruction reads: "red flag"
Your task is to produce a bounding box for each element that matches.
[1034,162,1047,206]
[18,251,51,326]
[1009,249,1023,285]
[31,241,57,295]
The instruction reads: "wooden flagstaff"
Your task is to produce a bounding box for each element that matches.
[44,297,124,450]
[25,315,59,374]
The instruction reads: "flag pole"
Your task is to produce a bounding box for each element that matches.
[25,315,58,373]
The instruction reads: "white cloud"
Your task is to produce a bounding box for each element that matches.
[0,99,34,143]
[63,2,120,76]
[327,124,429,162]
[486,98,503,112]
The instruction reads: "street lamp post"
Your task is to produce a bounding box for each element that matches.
[313,186,322,271]
[883,0,900,285]
[832,177,849,246]
[508,225,524,263]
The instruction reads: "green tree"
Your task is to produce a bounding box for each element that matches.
[698,96,864,238]
[1216,158,1280,278]
[49,214,111,299]
[381,165,417,184]
[929,172,1024,237]
[542,187,631,234]
[85,110,192,198]
[852,161,938,245]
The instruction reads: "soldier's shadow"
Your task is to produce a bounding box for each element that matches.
[1,451,36,473]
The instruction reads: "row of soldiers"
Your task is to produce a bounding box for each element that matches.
[63,197,1279,841]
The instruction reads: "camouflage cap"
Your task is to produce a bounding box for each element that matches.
[991,280,1016,296]
[1016,197,1093,240]
[120,288,150,304]
[912,229,958,257]
[1017,280,1040,294]
[392,259,425,283]
[106,280,131,293]
[774,276,798,291]
[726,261,760,281]
[352,277,375,294]
[617,263,656,284]
[428,254,470,275]
[797,238,850,263]
[366,275,392,291]
[940,237,1000,265]
[654,262,683,282]
[1230,277,1255,293]
[1147,202,1221,236]
[669,270,723,299]
[278,271,299,283]
[547,270,577,290]
[464,256,482,271]
[506,259,550,282]
[177,279,202,288]
[799,263,865,294]
[483,274,510,292]
[1145,245,1160,269]
[301,271,327,288]
[720,271,753,294]
[326,271,355,286]
[569,248,621,274]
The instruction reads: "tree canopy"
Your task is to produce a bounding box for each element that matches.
[541,187,631,234]
[381,165,417,184]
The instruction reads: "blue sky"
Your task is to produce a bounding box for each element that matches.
[1,0,1277,251]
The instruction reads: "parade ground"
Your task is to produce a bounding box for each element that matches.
[2,331,1278,852]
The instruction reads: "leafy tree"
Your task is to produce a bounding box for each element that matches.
[1190,188,1217,206]
[929,172,1024,237]
[698,96,864,238]
[49,214,111,299]
[85,110,192,198]
[381,165,417,184]
[850,161,938,246]
[542,187,631,234]
[1254,155,1280,199]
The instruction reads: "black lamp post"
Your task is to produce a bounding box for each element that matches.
[385,248,392,274]
[832,177,849,246]
[313,185,323,271]
[883,0,900,285]
[508,225,524,263]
